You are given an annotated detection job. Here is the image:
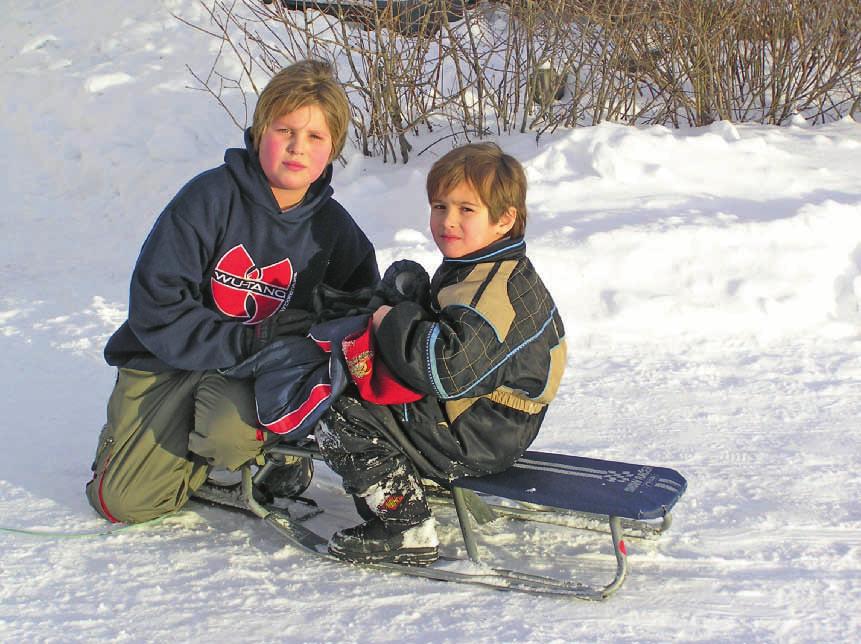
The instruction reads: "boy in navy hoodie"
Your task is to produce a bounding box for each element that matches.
[86,60,378,523]
[317,143,566,565]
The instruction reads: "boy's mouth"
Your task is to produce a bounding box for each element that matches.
[283,161,306,171]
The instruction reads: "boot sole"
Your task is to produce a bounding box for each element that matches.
[328,544,439,567]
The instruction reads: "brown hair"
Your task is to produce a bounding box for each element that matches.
[426,142,528,237]
[251,59,350,161]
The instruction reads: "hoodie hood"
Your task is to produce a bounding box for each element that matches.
[223,128,335,223]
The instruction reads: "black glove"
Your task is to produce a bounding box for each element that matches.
[311,260,430,321]
[244,309,314,356]
[312,284,378,321]
[379,259,430,308]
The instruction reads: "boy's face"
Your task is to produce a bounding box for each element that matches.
[430,181,515,258]
[258,103,333,210]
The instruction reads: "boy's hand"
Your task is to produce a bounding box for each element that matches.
[372,305,392,332]
[247,309,314,355]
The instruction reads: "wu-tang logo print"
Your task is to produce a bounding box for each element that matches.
[211,244,295,324]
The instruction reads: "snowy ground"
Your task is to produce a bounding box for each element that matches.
[2,1,860,642]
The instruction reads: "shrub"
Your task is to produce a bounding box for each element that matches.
[178,0,861,162]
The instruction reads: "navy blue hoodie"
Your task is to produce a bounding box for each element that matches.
[104,129,379,373]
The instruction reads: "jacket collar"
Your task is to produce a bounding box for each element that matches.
[440,237,526,266]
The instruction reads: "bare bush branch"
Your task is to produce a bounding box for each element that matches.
[177,0,861,163]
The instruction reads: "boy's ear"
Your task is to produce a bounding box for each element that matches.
[496,207,517,236]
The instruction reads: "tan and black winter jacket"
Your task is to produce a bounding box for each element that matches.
[376,237,567,476]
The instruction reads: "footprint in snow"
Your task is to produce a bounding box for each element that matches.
[20,34,59,54]
[85,73,133,94]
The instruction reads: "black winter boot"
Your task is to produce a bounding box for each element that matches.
[329,465,438,566]
[258,456,314,499]
[328,516,439,566]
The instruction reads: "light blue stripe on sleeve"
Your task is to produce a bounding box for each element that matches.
[425,323,447,397]
[426,307,557,400]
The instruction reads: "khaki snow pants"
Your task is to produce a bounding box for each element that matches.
[85,367,268,524]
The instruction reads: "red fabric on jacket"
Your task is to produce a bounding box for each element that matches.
[341,317,424,405]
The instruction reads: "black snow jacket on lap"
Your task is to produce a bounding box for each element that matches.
[223,260,430,439]
[104,129,379,373]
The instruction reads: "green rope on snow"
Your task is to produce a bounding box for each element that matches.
[0,513,175,539]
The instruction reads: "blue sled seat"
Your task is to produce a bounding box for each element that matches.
[452,451,687,521]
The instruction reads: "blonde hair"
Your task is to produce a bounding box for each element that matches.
[251,59,350,161]
[426,142,528,238]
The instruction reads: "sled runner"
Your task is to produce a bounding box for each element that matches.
[195,438,686,600]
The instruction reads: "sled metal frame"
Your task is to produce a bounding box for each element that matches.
[258,442,683,600]
[233,466,607,597]
[450,486,630,598]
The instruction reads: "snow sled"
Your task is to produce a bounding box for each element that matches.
[194,437,687,600]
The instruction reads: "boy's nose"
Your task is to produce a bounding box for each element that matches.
[286,135,303,154]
